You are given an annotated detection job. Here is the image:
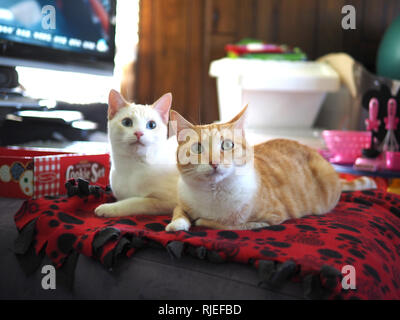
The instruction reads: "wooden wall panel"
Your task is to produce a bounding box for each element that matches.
[210,0,238,35]
[254,0,279,42]
[315,0,344,57]
[136,0,400,124]
[236,0,257,39]
[135,0,205,122]
[341,0,400,71]
[385,0,400,24]
[202,0,241,123]
[275,0,319,58]
[153,0,186,102]
[135,0,154,105]
[185,0,204,124]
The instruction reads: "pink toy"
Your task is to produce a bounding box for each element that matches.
[354,98,400,172]
[322,130,371,164]
[385,152,400,171]
[382,98,399,152]
[354,154,384,172]
[365,98,381,132]
[362,98,381,158]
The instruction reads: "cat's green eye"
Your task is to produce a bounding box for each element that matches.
[221,139,234,151]
[121,118,132,127]
[191,142,203,154]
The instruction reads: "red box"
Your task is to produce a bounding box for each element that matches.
[0,147,110,199]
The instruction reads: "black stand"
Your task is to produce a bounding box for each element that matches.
[0,66,99,146]
[0,66,19,89]
[0,66,44,109]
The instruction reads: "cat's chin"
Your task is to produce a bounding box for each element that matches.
[129,141,146,147]
[205,170,224,178]
[197,170,232,184]
[121,141,150,157]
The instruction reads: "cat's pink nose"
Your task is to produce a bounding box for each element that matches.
[134,131,144,139]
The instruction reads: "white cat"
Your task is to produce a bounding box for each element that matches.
[95,90,178,217]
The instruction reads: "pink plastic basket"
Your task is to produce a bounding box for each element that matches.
[322,130,371,164]
[385,152,400,171]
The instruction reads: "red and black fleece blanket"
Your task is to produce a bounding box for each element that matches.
[13,179,400,300]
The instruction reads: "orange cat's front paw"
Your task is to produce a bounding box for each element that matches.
[165,218,190,232]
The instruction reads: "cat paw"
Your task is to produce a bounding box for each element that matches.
[193,218,208,227]
[165,218,190,232]
[95,203,119,218]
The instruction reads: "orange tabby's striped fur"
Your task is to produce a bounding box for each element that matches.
[166,106,376,231]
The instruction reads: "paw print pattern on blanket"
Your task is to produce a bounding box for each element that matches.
[14,189,400,300]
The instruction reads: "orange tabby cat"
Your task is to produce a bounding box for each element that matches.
[165,106,376,231]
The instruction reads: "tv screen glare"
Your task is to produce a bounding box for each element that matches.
[0,0,116,75]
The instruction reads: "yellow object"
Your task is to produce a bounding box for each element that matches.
[387,178,400,195]
[317,53,357,97]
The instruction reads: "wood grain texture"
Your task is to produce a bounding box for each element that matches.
[316,0,344,57]
[275,0,319,58]
[254,0,279,42]
[135,0,400,124]
[135,0,154,105]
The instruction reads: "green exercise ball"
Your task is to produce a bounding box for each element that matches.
[377,14,400,80]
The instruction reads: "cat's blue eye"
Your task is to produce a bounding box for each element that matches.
[221,139,234,151]
[191,142,203,154]
[146,120,157,130]
[122,118,132,127]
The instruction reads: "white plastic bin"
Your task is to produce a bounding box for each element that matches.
[209,58,340,128]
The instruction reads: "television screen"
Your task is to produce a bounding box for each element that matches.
[0,0,116,74]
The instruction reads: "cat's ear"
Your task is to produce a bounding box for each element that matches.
[108,89,128,120]
[153,93,172,124]
[169,110,193,140]
[229,104,248,130]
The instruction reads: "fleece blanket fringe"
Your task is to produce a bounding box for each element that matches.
[13,179,400,299]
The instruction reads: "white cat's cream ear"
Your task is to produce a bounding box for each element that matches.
[153,93,172,124]
[169,110,193,140]
[108,89,128,119]
[229,104,248,130]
